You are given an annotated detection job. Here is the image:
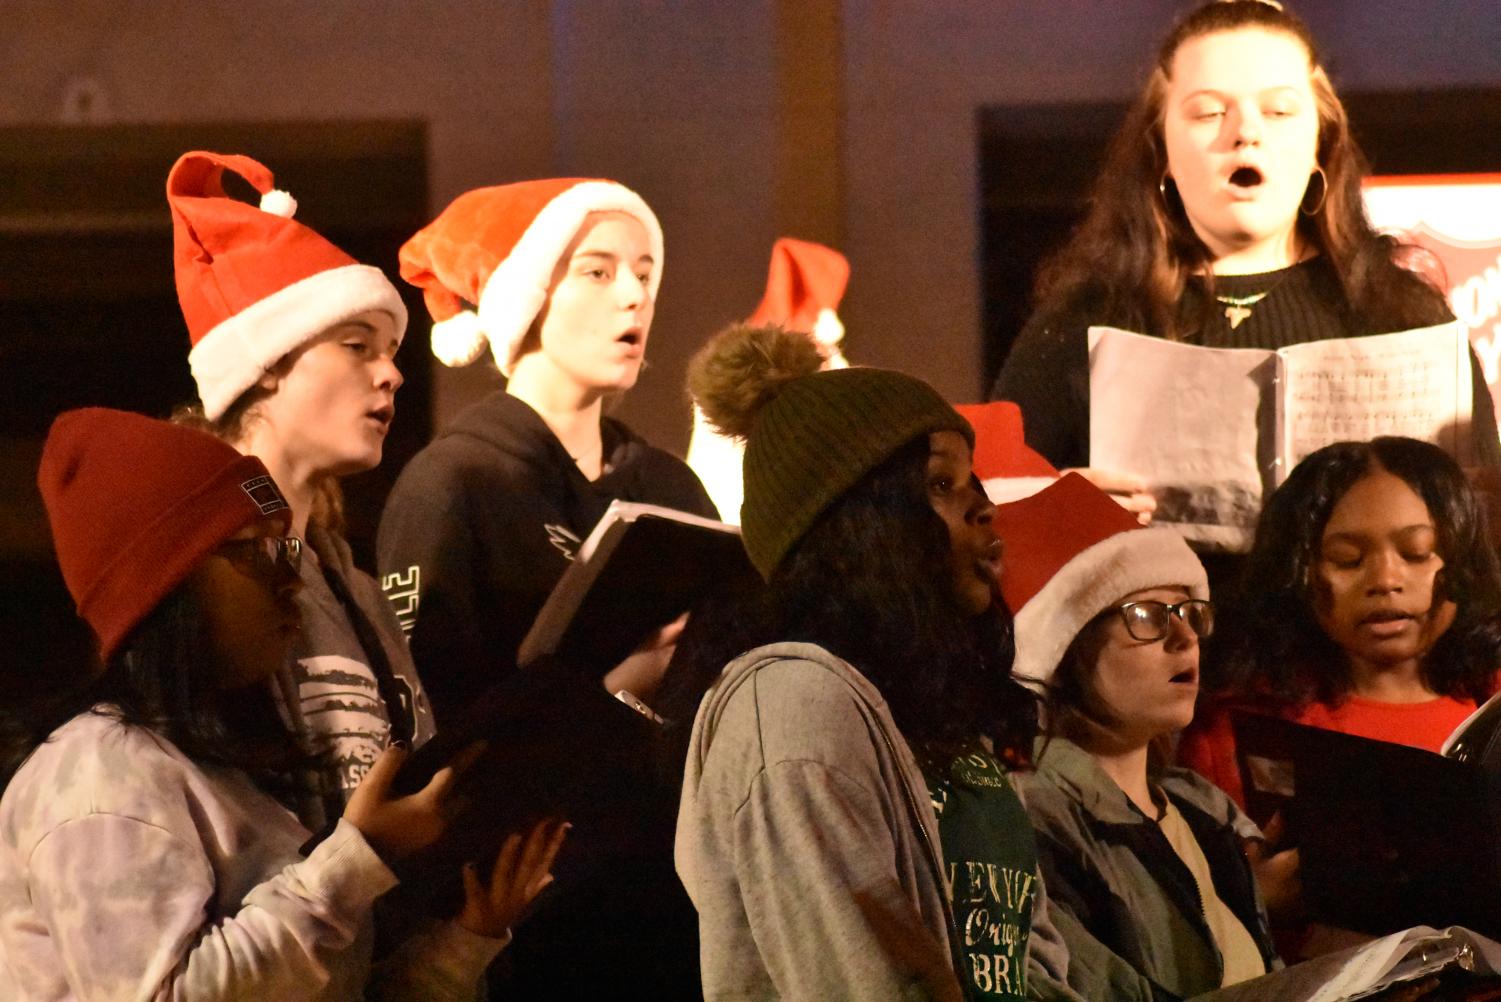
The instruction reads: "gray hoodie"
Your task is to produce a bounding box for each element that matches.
[677,642,1085,1001]
[677,641,964,1000]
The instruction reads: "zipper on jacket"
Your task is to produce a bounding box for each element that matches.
[1143,808,1226,985]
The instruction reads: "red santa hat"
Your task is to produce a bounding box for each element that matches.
[953,401,1059,503]
[168,151,408,421]
[38,408,290,663]
[747,237,849,360]
[995,473,1207,690]
[399,178,664,376]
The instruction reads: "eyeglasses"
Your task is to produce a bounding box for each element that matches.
[1112,598,1214,642]
[217,535,303,581]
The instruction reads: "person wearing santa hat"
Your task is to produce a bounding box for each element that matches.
[0,409,562,1000]
[953,400,1061,505]
[995,473,1284,999]
[166,150,440,837]
[686,236,850,523]
[381,177,716,720]
[379,178,715,997]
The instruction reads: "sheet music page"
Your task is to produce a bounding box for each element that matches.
[1194,926,1482,1002]
[1276,321,1472,484]
[1088,326,1277,552]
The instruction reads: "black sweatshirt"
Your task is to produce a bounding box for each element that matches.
[377,390,716,999]
[377,390,716,725]
[990,256,1500,471]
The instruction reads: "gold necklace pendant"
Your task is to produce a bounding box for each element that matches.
[1214,289,1270,330]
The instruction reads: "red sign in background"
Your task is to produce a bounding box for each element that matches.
[1365,174,1501,437]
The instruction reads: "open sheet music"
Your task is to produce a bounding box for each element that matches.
[1089,322,1473,551]
[1194,925,1501,1001]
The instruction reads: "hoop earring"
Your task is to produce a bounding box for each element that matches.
[1301,166,1328,216]
[1159,174,1173,202]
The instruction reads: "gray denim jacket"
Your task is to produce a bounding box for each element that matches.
[1017,737,1278,1002]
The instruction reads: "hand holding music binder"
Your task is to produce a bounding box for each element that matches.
[1193,924,1501,1001]
[517,499,755,671]
[389,501,755,912]
[1231,712,1501,942]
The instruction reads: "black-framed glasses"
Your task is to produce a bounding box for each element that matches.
[218,535,303,580]
[1113,598,1214,642]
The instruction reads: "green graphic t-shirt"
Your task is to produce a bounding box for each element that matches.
[924,744,1037,1001]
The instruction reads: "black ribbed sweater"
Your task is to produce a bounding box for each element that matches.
[991,256,1499,470]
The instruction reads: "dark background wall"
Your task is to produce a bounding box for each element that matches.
[2,0,1498,676]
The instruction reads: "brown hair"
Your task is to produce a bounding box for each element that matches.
[171,395,346,536]
[1045,614,1176,770]
[1034,0,1449,340]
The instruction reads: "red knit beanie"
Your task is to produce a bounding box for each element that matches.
[38,408,291,663]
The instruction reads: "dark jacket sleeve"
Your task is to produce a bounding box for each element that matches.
[376,461,493,729]
[1027,819,1168,1002]
[988,308,1092,470]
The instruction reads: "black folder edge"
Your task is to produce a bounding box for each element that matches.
[386,505,755,913]
[1230,710,1501,939]
[517,508,754,673]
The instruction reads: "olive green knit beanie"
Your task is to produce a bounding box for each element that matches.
[688,324,973,579]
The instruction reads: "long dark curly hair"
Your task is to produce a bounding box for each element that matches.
[1033,0,1449,341]
[1,584,308,792]
[1211,437,1501,707]
[657,436,1037,775]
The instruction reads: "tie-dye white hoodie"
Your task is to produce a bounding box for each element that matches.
[0,709,500,1001]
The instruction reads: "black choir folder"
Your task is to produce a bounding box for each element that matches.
[1231,711,1501,940]
[517,499,754,672]
[391,501,753,910]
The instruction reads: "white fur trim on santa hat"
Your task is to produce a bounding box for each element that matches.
[189,264,407,420]
[981,476,1057,505]
[1011,527,1208,692]
[686,405,746,527]
[470,180,664,377]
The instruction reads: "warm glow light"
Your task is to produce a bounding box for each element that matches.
[1364,175,1501,420]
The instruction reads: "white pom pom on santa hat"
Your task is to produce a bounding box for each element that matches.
[258,189,298,219]
[430,310,490,367]
[399,178,665,376]
[812,307,845,347]
[170,150,406,420]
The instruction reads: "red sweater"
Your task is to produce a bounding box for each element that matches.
[1178,692,1480,809]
